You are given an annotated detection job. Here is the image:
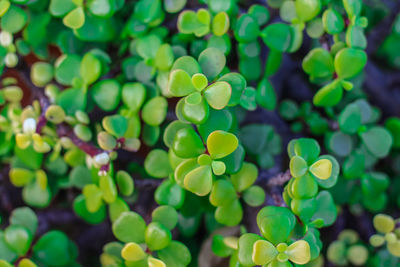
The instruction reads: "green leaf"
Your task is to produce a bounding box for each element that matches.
[142,96,168,126]
[99,175,117,204]
[163,120,192,148]
[338,103,362,134]
[116,171,134,196]
[56,88,86,115]
[242,185,266,207]
[172,127,205,158]
[211,235,234,257]
[1,5,27,33]
[215,199,243,226]
[134,0,163,24]
[164,0,186,13]
[112,212,146,243]
[73,194,106,224]
[158,241,191,267]
[309,159,332,180]
[155,180,186,209]
[207,130,238,159]
[343,0,362,18]
[92,79,121,111]
[326,131,353,157]
[83,184,103,213]
[322,9,344,34]
[55,54,81,86]
[261,23,293,52]
[238,233,262,266]
[0,232,18,263]
[122,83,146,112]
[291,173,318,199]
[4,225,31,255]
[289,156,308,178]
[168,69,196,97]
[145,149,172,178]
[0,0,10,17]
[102,115,128,138]
[155,44,174,71]
[49,0,75,17]
[33,231,73,266]
[121,242,146,262]
[145,222,172,251]
[385,117,400,148]
[252,240,278,265]
[22,181,51,208]
[334,48,367,79]
[256,78,277,111]
[257,206,296,245]
[302,48,334,79]
[292,138,320,165]
[74,13,116,42]
[80,53,102,85]
[184,165,213,196]
[373,214,395,234]
[212,12,230,36]
[239,87,257,111]
[218,72,246,106]
[230,162,258,192]
[177,9,210,36]
[182,94,209,124]
[315,155,339,189]
[361,127,393,158]
[286,240,311,264]
[210,179,237,206]
[249,4,270,26]
[87,0,115,18]
[295,0,321,22]
[10,207,38,235]
[171,56,202,77]
[234,14,260,43]
[311,191,337,227]
[9,168,35,187]
[152,206,178,230]
[313,80,343,107]
[198,48,226,80]
[63,7,85,29]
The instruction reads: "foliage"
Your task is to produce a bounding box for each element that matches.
[0,0,399,266]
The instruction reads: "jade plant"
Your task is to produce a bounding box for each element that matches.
[0,0,399,266]
[0,207,78,266]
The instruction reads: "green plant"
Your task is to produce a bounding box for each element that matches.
[0,0,400,266]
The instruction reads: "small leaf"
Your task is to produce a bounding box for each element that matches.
[252,240,278,265]
[361,127,393,158]
[313,81,343,107]
[212,12,230,36]
[295,0,321,22]
[230,162,258,192]
[373,214,395,234]
[289,156,308,178]
[334,48,367,79]
[198,48,226,80]
[309,159,332,180]
[184,165,213,196]
[207,130,238,159]
[92,79,121,111]
[302,48,334,78]
[63,7,85,29]
[286,240,311,265]
[168,69,196,97]
[261,23,293,52]
[102,115,128,138]
[112,211,146,243]
[121,242,146,261]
